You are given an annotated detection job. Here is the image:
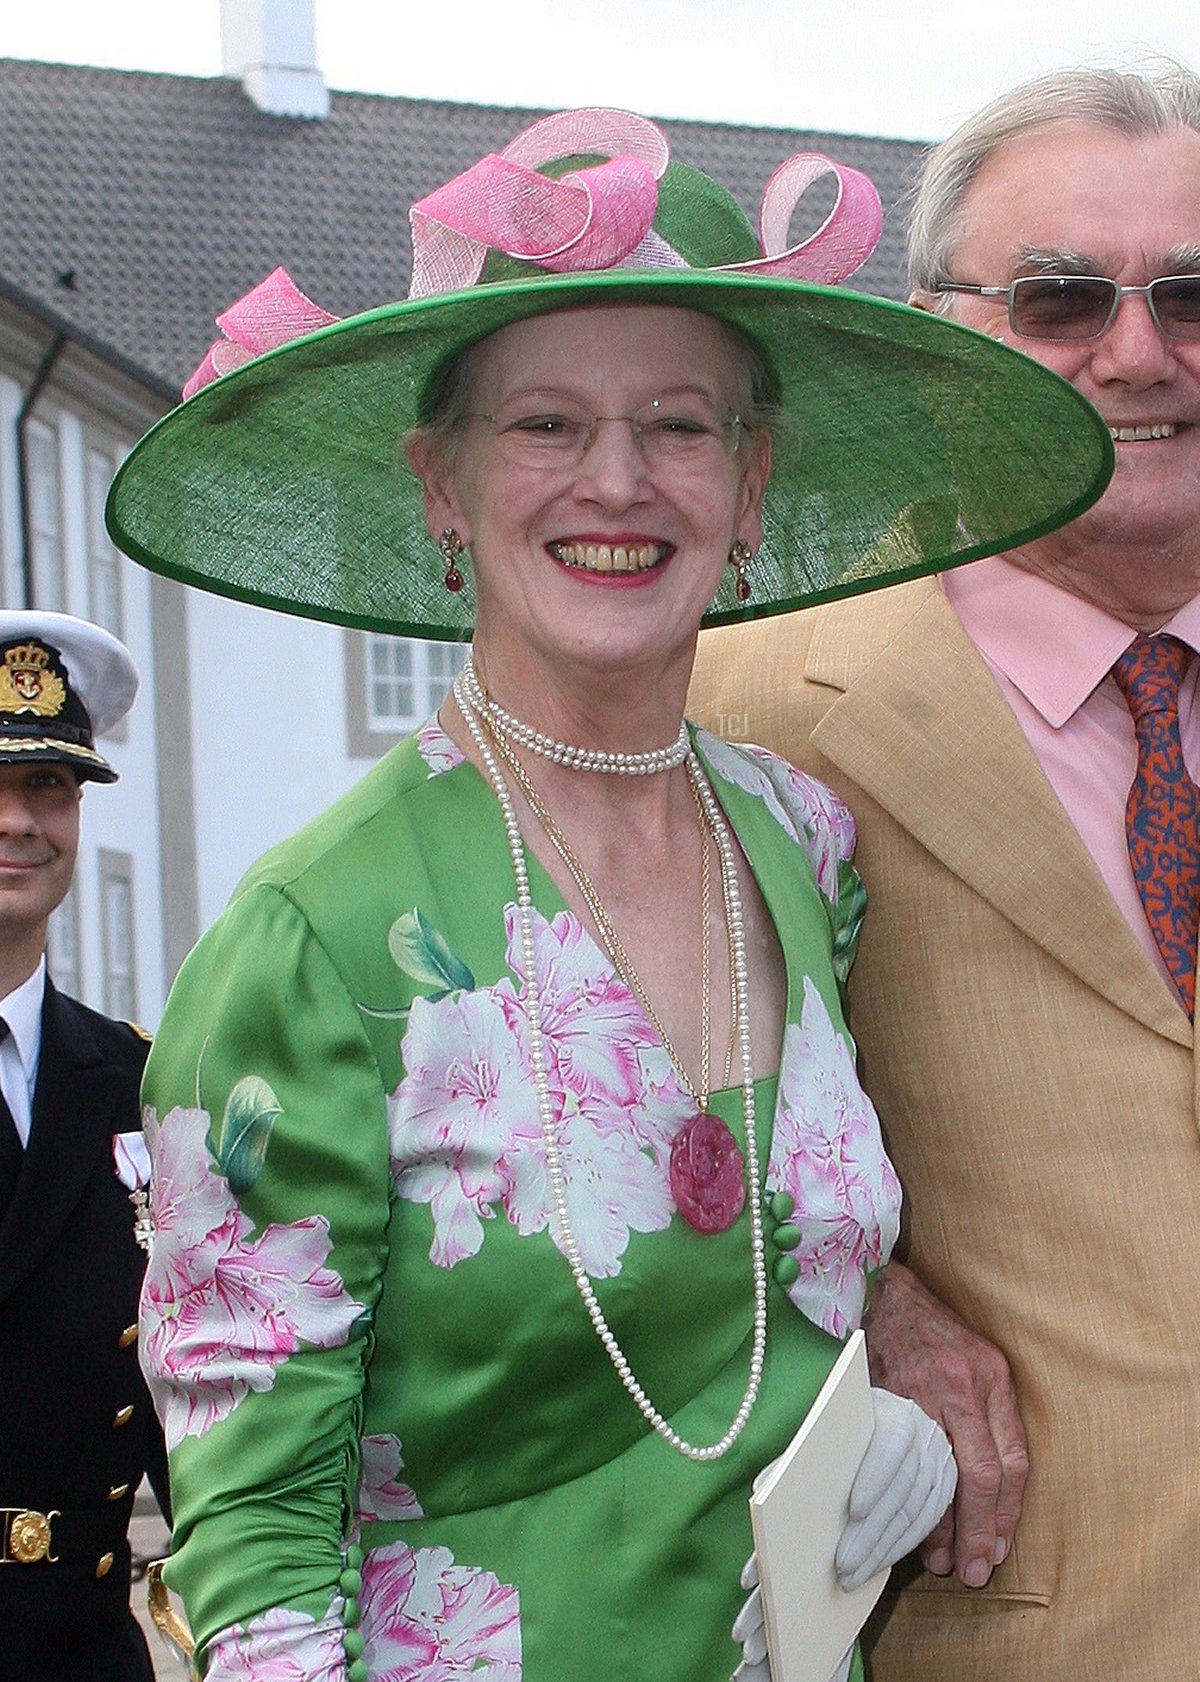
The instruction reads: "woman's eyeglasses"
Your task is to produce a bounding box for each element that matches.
[935,274,1200,342]
[460,395,742,466]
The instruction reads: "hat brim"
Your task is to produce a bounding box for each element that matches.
[0,736,117,783]
[106,269,1113,641]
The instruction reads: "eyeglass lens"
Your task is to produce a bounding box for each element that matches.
[480,395,740,462]
[1010,275,1200,341]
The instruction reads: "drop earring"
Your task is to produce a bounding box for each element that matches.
[728,539,753,603]
[439,527,465,592]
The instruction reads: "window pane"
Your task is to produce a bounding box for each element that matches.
[426,642,468,699]
[27,422,65,609]
[101,861,136,1019]
[367,636,415,728]
[364,636,468,734]
[86,450,123,636]
[47,883,82,998]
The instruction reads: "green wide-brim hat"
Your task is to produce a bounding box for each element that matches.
[106,109,1113,642]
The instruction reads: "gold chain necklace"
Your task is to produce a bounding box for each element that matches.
[486,721,738,1107]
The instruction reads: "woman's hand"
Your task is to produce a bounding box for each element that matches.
[732,1385,955,1679]
[731,1551,768,1680]
[835,1388,957,1591]
[730,1555,853,1682]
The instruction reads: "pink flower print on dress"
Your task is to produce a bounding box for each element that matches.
[141,1105,365,1451]
[416,718,466,777]
[767,978,901,1338]
[500,904,659,1114]
[358,1433,424,1523]
[361,1539,521,1681]
[204,1599,347,1681]
[697,732,855,902]
[390,904,689,1278]
[391,987,537,1268]
[501,1099,675,1278]
[497,905,680,1274]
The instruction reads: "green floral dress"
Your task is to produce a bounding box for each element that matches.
[140,722,899,1682]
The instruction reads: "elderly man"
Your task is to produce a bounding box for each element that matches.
[691,62,1200,1682]
[0,612,167,1680]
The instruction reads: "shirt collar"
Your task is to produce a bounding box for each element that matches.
[0,957,46,1088]
[941,555,1200,727]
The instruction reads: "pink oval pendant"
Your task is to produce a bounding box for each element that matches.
[669,1110,746,1234]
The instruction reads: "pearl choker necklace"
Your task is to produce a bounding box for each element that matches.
[453,666,768,1461]
[457,658,690,775]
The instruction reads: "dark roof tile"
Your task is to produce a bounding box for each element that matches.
[0,57,927,401]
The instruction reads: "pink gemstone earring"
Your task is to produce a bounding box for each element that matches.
[439,527,466,592]
[728,539,753,603]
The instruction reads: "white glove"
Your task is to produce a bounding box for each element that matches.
[731,1555,853,1682]
[835,1387,957,1593]
[731,1552,769,1681]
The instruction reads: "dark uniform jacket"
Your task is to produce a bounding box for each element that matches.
[0,978,168,1681]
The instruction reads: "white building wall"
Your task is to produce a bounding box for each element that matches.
[0,364,168,1024]
[53,411,167,1022]
[84,546,167,1021]
[186,591,365,929]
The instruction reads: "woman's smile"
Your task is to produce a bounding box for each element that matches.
[549,539,671,576]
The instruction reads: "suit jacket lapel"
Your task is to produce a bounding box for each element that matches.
[808,581,1191,1046]
[0,979,128,1303]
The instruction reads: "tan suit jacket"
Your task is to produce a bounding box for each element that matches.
[691,577,1200,1682]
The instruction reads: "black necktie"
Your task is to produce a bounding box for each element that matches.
[0,1019,24,1209]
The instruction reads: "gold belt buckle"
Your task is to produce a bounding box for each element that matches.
[1,1508,59,1564]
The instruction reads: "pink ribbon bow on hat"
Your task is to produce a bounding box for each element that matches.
[182,267,338,401]
[408,106,882,295]
[182,109,882,400]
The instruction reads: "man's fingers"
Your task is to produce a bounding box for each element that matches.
[942,1407,1006,1586]
[919,1511,956,1576]
[863,1261,1028,1589]
[988,1384,1031,1558]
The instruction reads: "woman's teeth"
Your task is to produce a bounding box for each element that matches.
[552,542,665,574]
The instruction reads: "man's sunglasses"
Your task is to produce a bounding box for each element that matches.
[934,273,1200,342]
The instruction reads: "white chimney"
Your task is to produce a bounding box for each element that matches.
[220,0,331,120]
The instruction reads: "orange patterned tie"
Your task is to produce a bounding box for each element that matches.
[1111,635,1200,1018]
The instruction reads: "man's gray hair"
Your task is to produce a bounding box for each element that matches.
[907,62,1200,294]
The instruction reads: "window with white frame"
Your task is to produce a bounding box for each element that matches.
[26,418,66,610]
[47,880,82,999]
[85,448,123,636]
[367,635,467,733]
[99,849,137,1020]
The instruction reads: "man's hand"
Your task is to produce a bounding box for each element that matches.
[862,1260,1028,1588]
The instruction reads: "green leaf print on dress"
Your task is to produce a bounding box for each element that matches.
[389,908,477,997]
[206,1075,283,1195]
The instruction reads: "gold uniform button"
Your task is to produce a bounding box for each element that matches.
[112,1405,135,1427]
[117,1324,138,1349]
[107,1483,130,1502]
[96,1552,114,1578]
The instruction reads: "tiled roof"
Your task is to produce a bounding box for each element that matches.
[0,57,927,403]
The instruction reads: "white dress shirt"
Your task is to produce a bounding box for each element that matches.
[0,958,46,1147]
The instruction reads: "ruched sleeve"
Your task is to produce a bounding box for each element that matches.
[140,881,393,1667]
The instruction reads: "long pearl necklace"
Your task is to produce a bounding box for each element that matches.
[458,658,690,774]
[452,665,768,1461]
[486,720,739,1109]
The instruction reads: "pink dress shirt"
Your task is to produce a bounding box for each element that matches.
[941,555,1200,1001]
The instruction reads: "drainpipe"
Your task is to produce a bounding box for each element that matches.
[15,331,67,608]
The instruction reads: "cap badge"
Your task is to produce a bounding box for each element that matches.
[0,642,65,717]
